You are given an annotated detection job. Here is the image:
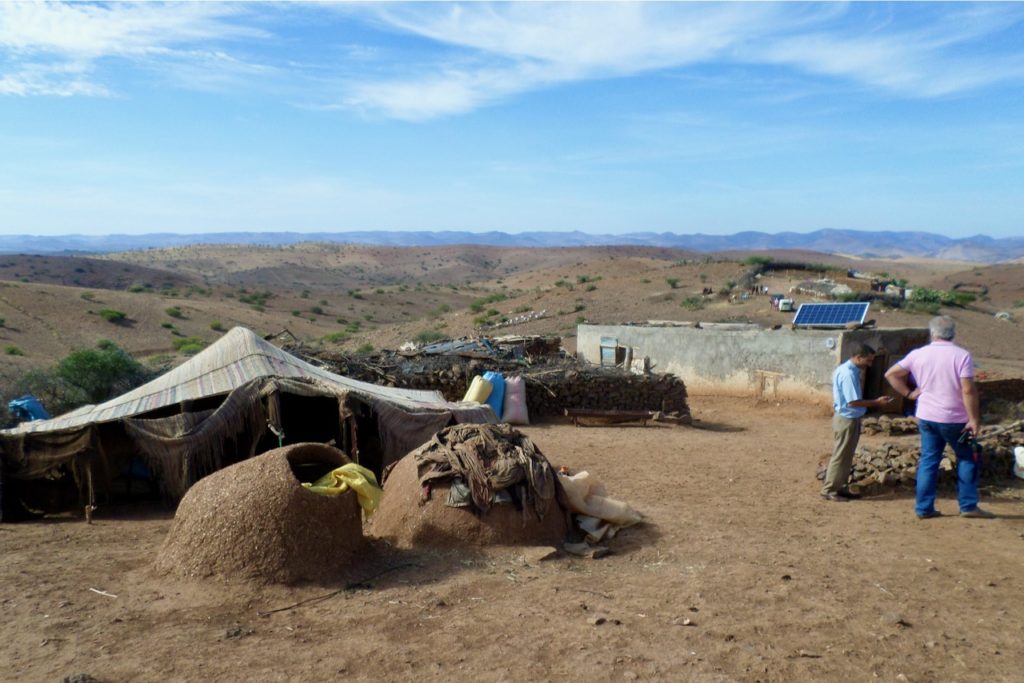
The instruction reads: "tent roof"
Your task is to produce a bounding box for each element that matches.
[4,327,475,436]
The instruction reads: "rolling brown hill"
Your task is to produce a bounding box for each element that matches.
[1,245,1022,399]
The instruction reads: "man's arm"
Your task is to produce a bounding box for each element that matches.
[885,364,920,400]
[849,396,894,409]
[961,377,980,435]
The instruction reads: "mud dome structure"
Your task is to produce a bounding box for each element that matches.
[154,443,365,584]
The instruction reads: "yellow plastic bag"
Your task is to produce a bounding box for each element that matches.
[302,462,382,514]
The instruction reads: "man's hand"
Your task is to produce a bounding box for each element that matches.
[964,420,980,436]
[874,396,895,406]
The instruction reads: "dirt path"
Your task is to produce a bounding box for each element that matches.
[2,396,1023,682]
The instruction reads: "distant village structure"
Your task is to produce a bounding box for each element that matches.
[577,321,929,407]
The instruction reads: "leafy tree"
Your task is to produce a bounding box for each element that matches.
[55,340,151,404]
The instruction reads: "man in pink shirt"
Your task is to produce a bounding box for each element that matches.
[885,316,993,519]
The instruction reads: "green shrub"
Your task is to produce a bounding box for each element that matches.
[356,342,374,354]
[666,277,680,289]
[573,303,586,312]
[5,345,24,356]
[310,306,324,315]
[413,330,446,344]
[575,315,587,325]
[322,331,349,343]
[680,296,705,311]
[0,317,4,327]
[513,305,530,314]
[345,321,361,333]
[209,321,224,332]
[905,301,941,315]
[164,306,184,319]
[80,292,95,301]
[161,322,174,329]
[98,309,127,323]
[127,284,146,293]
[585,284,598,292]
[743,255,773,266]
[55,340,150,403]
[172,336,206,355]
[1013,300,1024,309]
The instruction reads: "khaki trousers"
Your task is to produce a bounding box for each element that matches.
[822,415,861,495]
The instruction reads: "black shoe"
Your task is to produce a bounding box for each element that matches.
[916,510,943,520]
[836,489,862,500]
[821,493,849,502]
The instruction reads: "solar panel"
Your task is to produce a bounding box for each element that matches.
[792,302,869,327]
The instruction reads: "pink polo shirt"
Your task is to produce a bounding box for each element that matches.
[897,340,974,423]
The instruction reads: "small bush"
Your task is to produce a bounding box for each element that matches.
[161,322,174,329]
[743,255,773,266]
[1013,299,1024,309]
[905,301,941,316]
[164,307,184,319]
[301,289,310,299]
[209,321,224,332]
[322,331,349,343]
[81,292,95,301]
[5,345,24,356]
[0,317,4,327]
[310,306,324,315]
[98,309,127,323]
[356,342,374,354]
[585,284,598,292]
[575,315,587,325]
[666,277,680,289]
[680,296,705,311]
[292,310,301,317]
[573,303,586,312]
[127,284,146,293]
[414,330,446,344]
[513,305,530,314]
[172,336,206,355]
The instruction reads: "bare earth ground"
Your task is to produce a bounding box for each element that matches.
[3,396,1023,683]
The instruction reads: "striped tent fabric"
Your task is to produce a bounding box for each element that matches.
[4,327,471,436]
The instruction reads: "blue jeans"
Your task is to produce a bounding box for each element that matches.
[916,419,980,515]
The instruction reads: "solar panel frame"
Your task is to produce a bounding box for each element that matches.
[792,302,870,327]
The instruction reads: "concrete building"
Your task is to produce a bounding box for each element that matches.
[577,322,929,407]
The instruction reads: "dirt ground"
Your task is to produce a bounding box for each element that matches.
[3,396,1023,683]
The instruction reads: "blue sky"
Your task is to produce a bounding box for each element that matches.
[1,2,1023,238]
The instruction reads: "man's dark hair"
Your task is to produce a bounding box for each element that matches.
[852,343,876,358]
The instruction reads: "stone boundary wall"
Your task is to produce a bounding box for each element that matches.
[306,351,689,421]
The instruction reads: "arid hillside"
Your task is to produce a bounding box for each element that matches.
[1,244,1022,394]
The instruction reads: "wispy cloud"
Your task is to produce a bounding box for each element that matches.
[2,2,1024,118]
[341,2,1024,119]
[0,1,265,96]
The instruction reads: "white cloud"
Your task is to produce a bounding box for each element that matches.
[341,2,1024,119]
[0,1,265,96]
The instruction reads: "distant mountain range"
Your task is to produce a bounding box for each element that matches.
[1,229,1022,263]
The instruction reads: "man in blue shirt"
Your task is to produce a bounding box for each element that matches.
[822,344,894,502]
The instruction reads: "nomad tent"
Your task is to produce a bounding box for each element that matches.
[0,327,493,519]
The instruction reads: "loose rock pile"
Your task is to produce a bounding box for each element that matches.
[846,427,1023,494]
[861,415,919,436]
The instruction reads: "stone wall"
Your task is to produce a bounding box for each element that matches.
[306,350,690,422]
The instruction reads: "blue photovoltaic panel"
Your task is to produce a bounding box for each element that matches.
[792,302,870,327]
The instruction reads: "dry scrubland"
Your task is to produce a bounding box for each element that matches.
[2,245,1023,384]
[1,246,1023,681]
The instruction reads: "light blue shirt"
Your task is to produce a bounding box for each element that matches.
[832,359,866,419]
